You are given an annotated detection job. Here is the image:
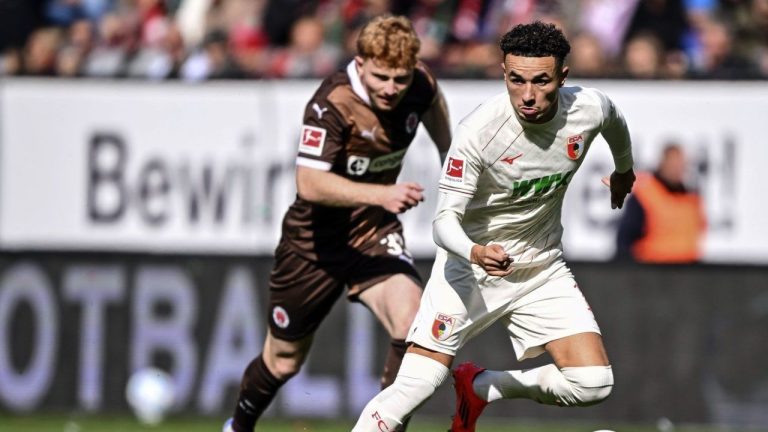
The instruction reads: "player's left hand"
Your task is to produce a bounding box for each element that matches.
[601,169,636,209]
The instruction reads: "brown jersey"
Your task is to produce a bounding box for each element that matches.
[281,60,438,260]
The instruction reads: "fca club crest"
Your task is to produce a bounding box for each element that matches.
[566,134,584,160]
[431,313,456,341]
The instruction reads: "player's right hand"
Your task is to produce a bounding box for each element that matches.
[380,182,424,214]
[470,244,514,276]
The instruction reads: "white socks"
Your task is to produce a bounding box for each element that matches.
[352,358,614,431]
[472,364,614,407]
[351,353,449,432]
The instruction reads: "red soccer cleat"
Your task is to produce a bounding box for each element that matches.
[450,362,489,432]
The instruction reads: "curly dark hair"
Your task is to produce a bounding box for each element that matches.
[499,21,571,67]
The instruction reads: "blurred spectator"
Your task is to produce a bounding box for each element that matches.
[45,0,114,26]
[175,0,216,49]
[0,48,23,76]
[624,0,691,53]
[23,27,62,76]
[180,29,243,80]
[484,0,563,36]
[126,23,180,79]
[203,0,270,78]
[569,31,614,78]
[438,39,500,78]
[402,0,453,66]
[81,12,134,77]
[0,0,46,52]
[69,18,96,52]
[450,0,485,42]
[262,0,317,46]
[622,32,667,78]
[1,0,767,80]
[689,16,762,78]
[55,44,85,76]
[267,15,340,78]
[340,0,392,26]
[615,144,707,263]
[742,0,768,76]
[578,0,641,58]
[227,23,269,78]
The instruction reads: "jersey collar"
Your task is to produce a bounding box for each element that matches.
[347,60,371,106]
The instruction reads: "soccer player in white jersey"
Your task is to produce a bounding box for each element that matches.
[351,21,636,432]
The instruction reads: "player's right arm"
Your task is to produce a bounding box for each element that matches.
[296,95,424,214]
[296,167,423,214]
[432,123,513,276]
[433,192,513,276]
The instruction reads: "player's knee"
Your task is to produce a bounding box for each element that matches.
[378,285,421,338]
[561,366,614,407]
[266,353,306,380]
[394,374,438,402]
[389,319,415,339]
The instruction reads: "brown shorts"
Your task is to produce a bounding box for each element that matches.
[267,240,422,341]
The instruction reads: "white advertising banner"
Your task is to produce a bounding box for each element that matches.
[1,79,766,263]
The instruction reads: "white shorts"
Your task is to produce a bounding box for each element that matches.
[407,249,600,361]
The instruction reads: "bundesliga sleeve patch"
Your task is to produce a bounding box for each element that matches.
[443,156,465,183]
[299,125,327,156]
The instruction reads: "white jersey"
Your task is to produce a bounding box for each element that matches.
[437,86,632,268]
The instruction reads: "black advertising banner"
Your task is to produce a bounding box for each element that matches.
[0,253,766,428]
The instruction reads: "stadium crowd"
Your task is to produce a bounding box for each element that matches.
[1,0,767,80]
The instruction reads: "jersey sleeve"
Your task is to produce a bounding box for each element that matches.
[296,100,347,171]
[595,89,634,173]
[437,122,484,198]
[433,191,475,260]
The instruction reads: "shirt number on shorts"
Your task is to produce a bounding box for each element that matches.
[380,233,413,263]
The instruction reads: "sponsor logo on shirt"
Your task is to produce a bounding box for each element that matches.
[444,157,464,182]
[299,125,326,156]
[369,148,407,172]
[431,313,456,341]
[510,170,574,201]
[347,156,371,175]
[501,153,524,165]
[566,134,584,160]
[346,148,407,176]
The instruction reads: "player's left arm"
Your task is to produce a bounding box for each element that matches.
[597,91,635,209]
[420,86,452,164]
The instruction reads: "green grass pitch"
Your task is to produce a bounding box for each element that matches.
[0,415,739,432]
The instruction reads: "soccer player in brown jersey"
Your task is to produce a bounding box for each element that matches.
[223,15,451,432]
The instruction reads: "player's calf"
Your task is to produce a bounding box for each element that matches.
[352,353,449,432]
[231,356,288,431]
